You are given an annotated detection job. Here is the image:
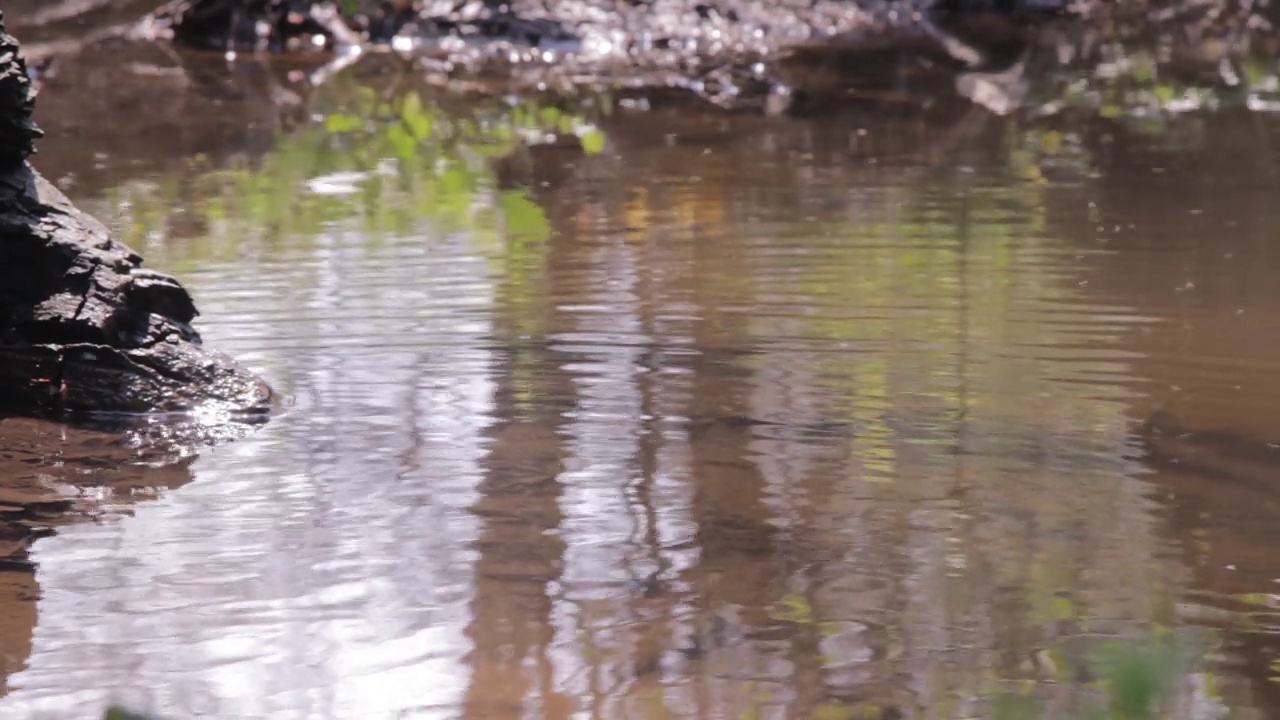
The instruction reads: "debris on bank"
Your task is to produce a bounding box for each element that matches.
[135,0,1279,117]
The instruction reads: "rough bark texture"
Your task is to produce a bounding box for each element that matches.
[0,15,42,168]
[0,10,272,417]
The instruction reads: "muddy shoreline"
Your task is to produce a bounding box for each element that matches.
[145,0,1280,114]
[6,0,1273,118]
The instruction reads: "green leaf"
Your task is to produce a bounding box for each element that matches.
[324,113,363,134]
[386,124,417,163]
[500,191,550,239]
[769,593,815,624]
[402,92,433,139]
[579,128,607,155]
[538,106,563,128]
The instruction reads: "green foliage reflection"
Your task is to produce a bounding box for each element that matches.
[100,86,610,281]
[988,635,1222,720]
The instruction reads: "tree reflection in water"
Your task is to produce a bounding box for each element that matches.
[3,48,1279,718]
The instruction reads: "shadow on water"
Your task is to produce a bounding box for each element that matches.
[5,33,1280,719]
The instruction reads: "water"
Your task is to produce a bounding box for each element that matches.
[3,48,1280,718]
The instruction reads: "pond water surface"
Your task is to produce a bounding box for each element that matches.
[1,44,1280,719]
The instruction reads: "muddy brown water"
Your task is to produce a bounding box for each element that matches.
[1,45,1280,718]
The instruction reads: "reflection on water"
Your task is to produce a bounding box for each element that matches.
[4,54,1280,718]
[0,416,204,701]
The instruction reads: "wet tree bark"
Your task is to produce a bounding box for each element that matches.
[0,10,272,417]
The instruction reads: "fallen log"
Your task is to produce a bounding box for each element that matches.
[0,10,272,418]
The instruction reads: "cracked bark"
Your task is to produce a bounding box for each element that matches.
[0,10,272,417]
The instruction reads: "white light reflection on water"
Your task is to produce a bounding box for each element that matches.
[6,98,1280,720]
[1,228,497,719]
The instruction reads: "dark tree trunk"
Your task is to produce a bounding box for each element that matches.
[0,10,272,418]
